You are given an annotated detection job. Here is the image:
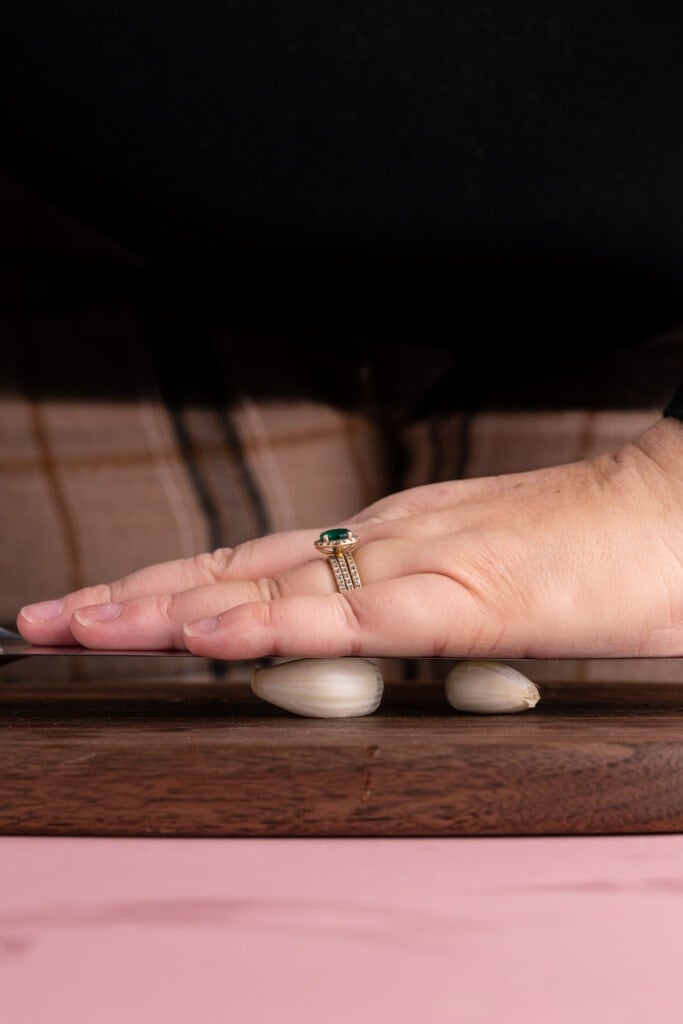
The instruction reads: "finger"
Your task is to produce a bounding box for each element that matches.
[181,574,490,660]
[16,526,358,645]
[66,539,416,650]
[67,562,329,651]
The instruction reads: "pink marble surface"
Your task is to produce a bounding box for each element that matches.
[0,835,681,1023]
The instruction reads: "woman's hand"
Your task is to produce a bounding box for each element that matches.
[16,418,683,660]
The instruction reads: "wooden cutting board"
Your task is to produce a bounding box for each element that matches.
[0,674,681,836]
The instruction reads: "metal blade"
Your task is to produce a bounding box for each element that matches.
[0,626,193,659]
[1,626,682,663]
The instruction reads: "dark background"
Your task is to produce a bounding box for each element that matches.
[0,2,681,406]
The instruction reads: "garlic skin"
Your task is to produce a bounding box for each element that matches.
[250,657,384,718]
[444,660,540,714]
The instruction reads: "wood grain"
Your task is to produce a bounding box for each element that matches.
[0,676,681,836]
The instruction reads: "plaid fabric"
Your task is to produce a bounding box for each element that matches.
[1,170,681,684]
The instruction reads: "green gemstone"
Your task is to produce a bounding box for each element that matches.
[320,528,351,543]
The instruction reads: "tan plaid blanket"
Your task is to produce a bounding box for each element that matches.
[1,170,681,684]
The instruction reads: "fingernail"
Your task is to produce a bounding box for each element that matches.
[74,602,124,625]
[20,599,64,623]
[183,616,219,637]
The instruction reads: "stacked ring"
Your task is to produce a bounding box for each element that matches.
[314,528,363,593]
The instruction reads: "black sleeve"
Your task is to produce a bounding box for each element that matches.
[664,385,683,420]
[0,2,682,359]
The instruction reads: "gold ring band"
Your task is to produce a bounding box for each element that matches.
[342,550,362,588]
[315,529,363,593]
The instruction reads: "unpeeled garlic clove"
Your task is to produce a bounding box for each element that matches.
[444,660,540,714]
[250,657,384,718]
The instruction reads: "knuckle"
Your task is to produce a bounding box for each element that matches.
[338,593,364,655]
[152,592,176,625]
[76,582,114,607]
[255,577,284,602]
[195,547,235,583]
[249,599,275,635]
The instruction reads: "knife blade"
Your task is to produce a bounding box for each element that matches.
[1,626,681,662]
[0,626,193,658]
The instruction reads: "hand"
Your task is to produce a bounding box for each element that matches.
[16,418,683,660]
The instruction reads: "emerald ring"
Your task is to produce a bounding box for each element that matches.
[314,528,363,592]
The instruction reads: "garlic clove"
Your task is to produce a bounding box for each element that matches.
[250,657,384,718]
[444,660,540,714]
